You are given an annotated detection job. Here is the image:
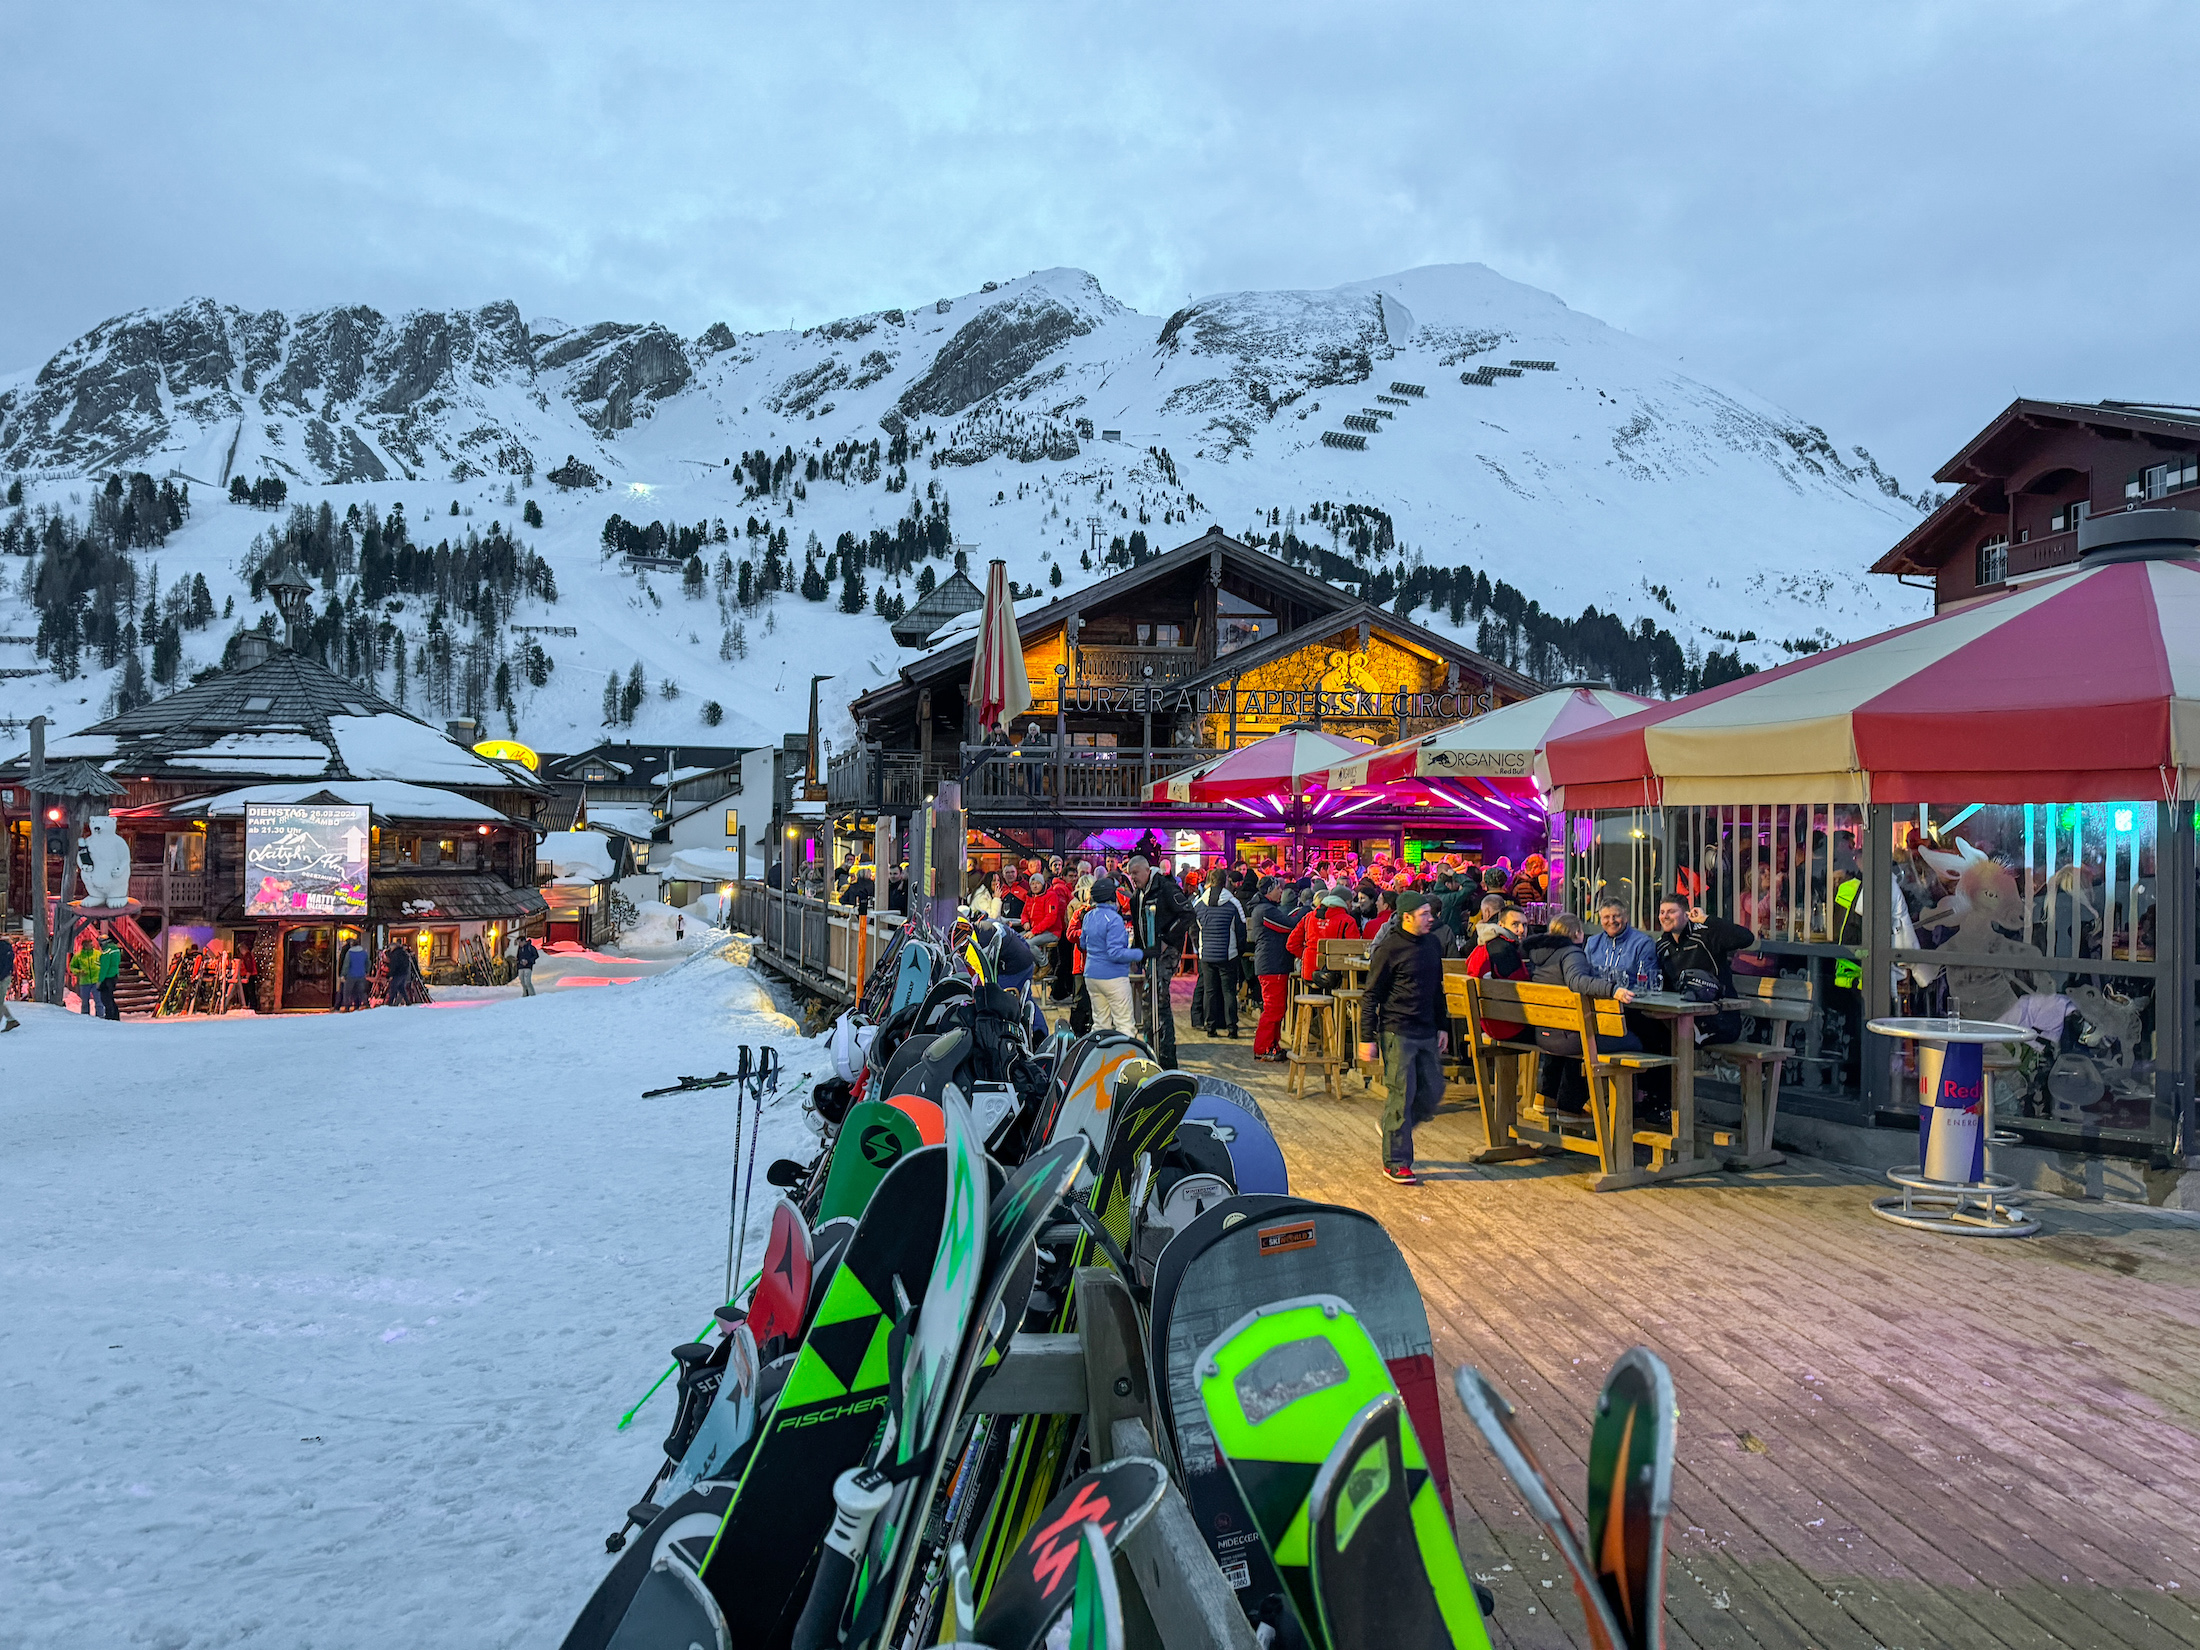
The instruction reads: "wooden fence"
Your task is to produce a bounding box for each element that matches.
[732,880,904,1003]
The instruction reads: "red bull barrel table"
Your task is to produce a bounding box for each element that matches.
[1866,1017,2041,1237]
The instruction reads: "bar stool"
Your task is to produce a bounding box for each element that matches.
[1286,977,1343,1100]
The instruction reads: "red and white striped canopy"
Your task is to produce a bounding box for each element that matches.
[1322,687,1651,793]
[1150,727,1377,804]
[967,559,1031,732]
[1545,557,2200,808]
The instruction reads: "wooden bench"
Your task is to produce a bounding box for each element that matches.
[1460,976,1715,1192]
[1704,974,1812,1170]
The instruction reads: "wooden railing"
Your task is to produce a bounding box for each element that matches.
[732,880,904,1003]
[833,742,1225,813]
[1074,645,1199,686]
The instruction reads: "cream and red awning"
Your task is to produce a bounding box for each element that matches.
[1544,558,2200,808]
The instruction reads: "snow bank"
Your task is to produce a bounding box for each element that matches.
[541,828,617,880]
[0,945,828,1646]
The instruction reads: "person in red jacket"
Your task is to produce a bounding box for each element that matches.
[1464,904,1533,1041]
[1018,872,1069,997]
[1286,891,1362,981]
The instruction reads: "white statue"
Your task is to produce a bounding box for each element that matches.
[77,817,133,908]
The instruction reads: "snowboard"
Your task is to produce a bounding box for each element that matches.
[1196,1295,1489,1650]
[1585,1350,1675,1650]
[747,1197,814,1356]
[1183,1092,1289,1194]
[1042,1036,1150,1155]
[1154,1198,1448,1617]
[830,1133,1093,1650]
[559,1482,736,1650]
[1192,1072,1269,1123]
[818,1100,928,1222]
[889,941,935,1015]
[606,1503,731,1650]
[1307,1392,1489,1650]
[969,1456,1167,1650]
[682,1144,949,1647]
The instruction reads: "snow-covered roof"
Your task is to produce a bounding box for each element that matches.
[0,649,546,795]
[169,781,512,823]
[325,714,519,786]
[586,804,658,839]
[664,846,743,882]
[918,594,1048,656]
[649,764,722,785]
[540,830,617,881]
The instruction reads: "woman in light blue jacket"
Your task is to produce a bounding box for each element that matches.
[1079,878,1143,1034]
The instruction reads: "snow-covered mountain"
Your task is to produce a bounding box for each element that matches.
[0,264,1932,754]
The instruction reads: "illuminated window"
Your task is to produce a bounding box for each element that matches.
[724,809,739,839]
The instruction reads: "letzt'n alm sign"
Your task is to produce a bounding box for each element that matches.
[244,803,370,917]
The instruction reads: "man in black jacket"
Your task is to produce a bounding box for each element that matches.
[1125,854,1191,1064]
[1654,895,1754,1043]
[1358,891,1448,1184]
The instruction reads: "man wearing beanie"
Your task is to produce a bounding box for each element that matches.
[1359,889,1447,1185]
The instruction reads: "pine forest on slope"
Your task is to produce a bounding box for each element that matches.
[0,264,1935,753]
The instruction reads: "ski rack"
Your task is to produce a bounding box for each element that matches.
[973,1269,1257,1650]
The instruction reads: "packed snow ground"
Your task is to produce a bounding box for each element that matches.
[0,938,826,1648]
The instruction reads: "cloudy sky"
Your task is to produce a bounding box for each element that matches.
[3,0,2191,486]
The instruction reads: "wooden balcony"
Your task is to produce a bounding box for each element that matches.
[1074,645,1199,687]
[829,743,1226,814]
[129,869,211,910]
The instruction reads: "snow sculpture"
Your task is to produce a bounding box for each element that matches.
[76,818,134,908]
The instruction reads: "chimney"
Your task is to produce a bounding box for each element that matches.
[446,717,478,744]
[232,632,274,669]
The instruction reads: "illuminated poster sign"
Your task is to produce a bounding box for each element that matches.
[244,803,370,917]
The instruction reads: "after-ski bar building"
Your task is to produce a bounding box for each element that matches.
[830,528,1544,876]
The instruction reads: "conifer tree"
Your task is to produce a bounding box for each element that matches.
[602,672,620,725]
[838,558,866,614]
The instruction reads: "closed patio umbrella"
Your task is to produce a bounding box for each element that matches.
[967,558,1032,733]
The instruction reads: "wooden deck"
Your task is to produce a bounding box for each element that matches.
[1136,988,2200,1650]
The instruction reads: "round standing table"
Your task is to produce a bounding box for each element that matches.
[1865,1017,2041,1238]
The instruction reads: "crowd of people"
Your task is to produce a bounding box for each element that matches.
[815,834,1771,1187]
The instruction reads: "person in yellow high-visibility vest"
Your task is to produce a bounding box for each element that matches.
[1830,874,1863,1087]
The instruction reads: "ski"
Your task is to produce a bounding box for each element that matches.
[1307,1392,1488,1650]
[812,1132,1091,1650]
[745,1197,813,1357]
[660,1324,760,1502]
[1069,1519,1124,1650]
[641,1143,947,1650]
[795,1086,991,1650]
[1451,1365,1625,1650]
[970,1070,1193,1602]
[968,1457,1166,1650]
[1196,1294,1490,1650]
[1584,1349,1676,1650]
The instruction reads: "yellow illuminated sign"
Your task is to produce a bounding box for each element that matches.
[473,739,540,771]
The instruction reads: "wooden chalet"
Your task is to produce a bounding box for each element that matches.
[1873,399,2200,610]
[833,528,1543,873]
[1,638,550,1011]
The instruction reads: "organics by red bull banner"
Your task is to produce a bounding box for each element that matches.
[1921,1039,1986,1183]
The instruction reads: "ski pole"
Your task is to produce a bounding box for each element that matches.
[724,1044,753,1301]
[790,1465,893,1650]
